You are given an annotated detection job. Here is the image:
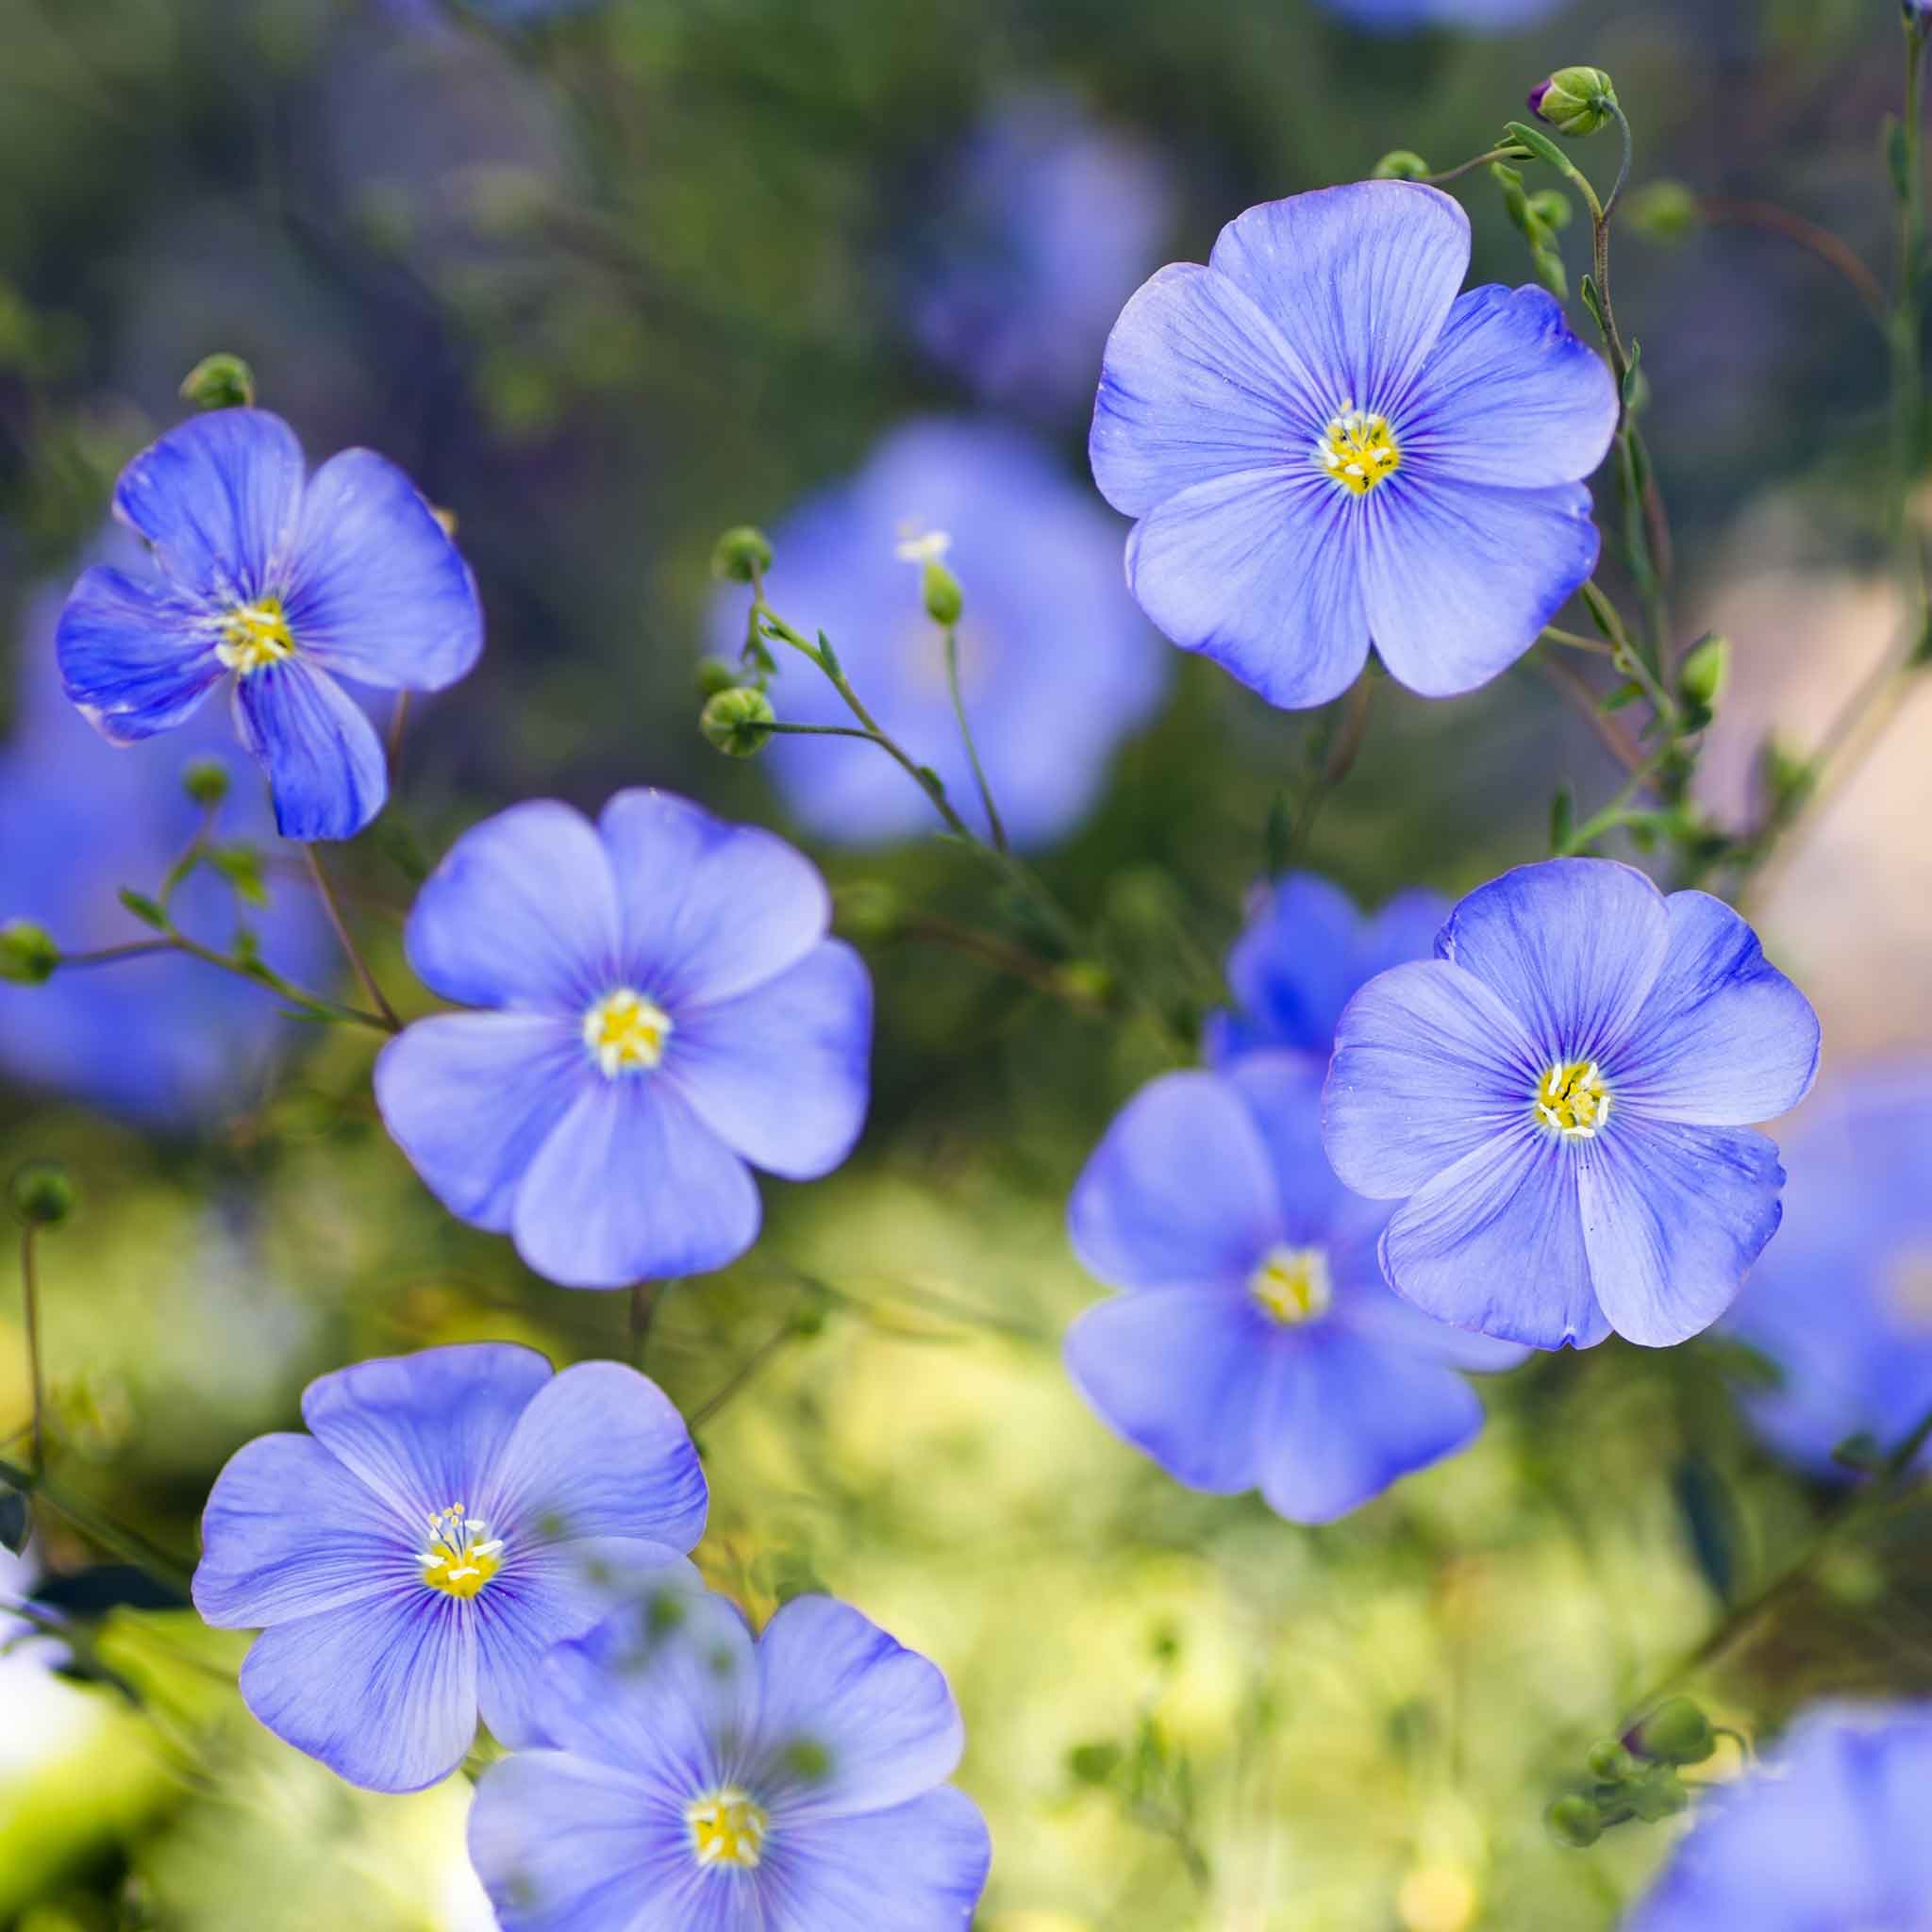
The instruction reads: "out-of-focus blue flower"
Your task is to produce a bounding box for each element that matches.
[1206,873,1450,1066]
[192,1343,707,1792]
[1625,1704,1932,1931]
[56,408,481,841]
[468,1585,991,1930]
[1091,181,1617,709]
[1724,1066,1932,1475]
[1066,1054,1524,1523]
[375,791,872,1289]
[1,575,332,1127]
[910,91,1174,416]
[710,420,1167,850]
[1317,0,1567,32]
[1323,858,1820,1351]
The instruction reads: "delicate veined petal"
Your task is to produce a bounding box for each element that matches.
[1209,873,1368,1062]
[192,1433,414,1626]
[1064,1287,1273,1492]
[1255,1327,1485,1524]
[1400,284,1619,489]
[405,800,623,1012]
[54,566,225,742]
[758,1786,991,1931]
[1577,1120,1785,1346]
[667,942,873,1180]
[511,1074,761,1288]
[1357,475,1601,698]
[238,1590,477,1793]
[374,1012,590,1231]
[230,657,389,841]
[1208,182,1471,416]
[111,408,306,605]
[1340,1282,1533,1374]
[598,791,832,1008]
[1123,465,1370,708]
[1614,891,1821,1126]
[1223,1053,1376,1245]
[1091,261,1323,519]
[1431,858,1669,1065]
[1380,1124,1609,1349]
[751,1596,964,1822]
[1067,1070,1282,1291]
[282,448,483,691]
[1324,959,1543,1199]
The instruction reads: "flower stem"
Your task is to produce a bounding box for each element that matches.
[0,1455,195,1596]
[942,624,1008,854]
[1421,143,1532,187]
[302,845,402,1033]
[20,1225,46,1476]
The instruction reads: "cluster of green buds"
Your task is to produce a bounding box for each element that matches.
[1547,1697,1720,1848]
[1491,161,1574,300]
[702,525,781,757]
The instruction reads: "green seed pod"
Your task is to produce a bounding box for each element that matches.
[1545,1795,1603,1848]
[1527,66,1620,139]
[693,656,746,699]
[10,1159,76,1227]
[921,559,964,627]
[710,525,774,583]
[0,920,59,985]
[1634,1696,1717,1767]
[182,757,232,808]
[1678,633,1730,716]
[178,352,257,410]
[1585,1739,1637,1784]
[1625,181,1702,247]
[700,687,776,758]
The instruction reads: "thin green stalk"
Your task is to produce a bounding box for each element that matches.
[1421,144,1531,187]
[20,1226,45,1475]
[942,625,1008,854]
[0,1456,195,1596]
[303,846,402,1032]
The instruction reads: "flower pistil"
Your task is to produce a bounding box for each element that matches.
[217,596,296,675]
[1315,406,1401,497]
[419,1503,505,1599]
[687,1787,769,1870]
[582,989,674,1077]
[1536,1059,1611,1138]
[1249,1244,1333,1325]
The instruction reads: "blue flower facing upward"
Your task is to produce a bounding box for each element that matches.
[469,1586,991,1931]
[57,408,482,841]
[192,1343,708,1792]
[1323,858,1821,1351]
[1205,872,1451,1067]
[1625,1704,1932,1931]
[1724,1065,1932,1477]
[375,790,873,1289]
[1066,1054,1524,1524]
[1091,180,1618,708]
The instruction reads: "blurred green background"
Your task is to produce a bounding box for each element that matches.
[5,1,1932,1927]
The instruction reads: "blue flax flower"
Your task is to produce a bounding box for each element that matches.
[192,1343,707,1792]
[1319,0,1566,31]
[57,408,482,841]
[1205,872,1450,1066]
[1066,1053,1524,1523]
[375,790,872,1288]
[710,418,1167,849]
[1724,1065,1932,1476]
[469,1585,991,1930]
[1323,858,1820,1350]
[1091,180,1617,708]
[1626,1704,1932,1932]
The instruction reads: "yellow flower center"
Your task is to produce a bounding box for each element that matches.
[582,989,673,1077]
[1315,405,1401,496]
[1536,1060,1611,1138]
[217,596,295,674]
[419,1503,504,1599]
[687,1788,769,1871]
[1249,1244,1333,1326]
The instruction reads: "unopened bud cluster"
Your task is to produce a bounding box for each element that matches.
[1547,1697,1718,1850]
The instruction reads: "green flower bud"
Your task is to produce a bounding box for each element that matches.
[1625,180,1702,246]
[1527,189,1574,232]
[1527,67,1620,140]
[921,559,964,627]
[1634,1696,1716,1767]
[834,880,903,941]
[10,1160,76,1227]
[1545,1795,1603,1848]
[1372,151,1432,181]
[700,687,776,758]
[178,352,257,410]
[694,656,745,699]
[1585,1739,1637,1783]
[711,525,774,583]
[182,757,231,808]
[0,920,59,985]
[1678,633,1730,716]
[1628,1766,1690,1821]
[1068,1741,1124,1787]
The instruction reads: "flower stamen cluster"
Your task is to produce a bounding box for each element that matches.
[419,1502,505,1599]
[1249,1243,1334,1325]
[582,988,673,1077]
[1536,1058,1611,1138]
[1316,406,1402,496]
[216,596,296,675]
[686,1787,770,1870]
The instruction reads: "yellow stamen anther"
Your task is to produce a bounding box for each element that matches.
[217,596,295,674]
[420,1503,505,1600]
[1536,1059,1611,1138]
[1249,1244,1334,1326]
[687,1788,768,1870]
[582,989,673,1077]
[1315,405,1401,497]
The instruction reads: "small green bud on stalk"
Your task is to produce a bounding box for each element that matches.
[178,352,257,410]
[10,1160,76,1227]
[1677,633,1730,730]
[1527,67,1620,140]
[1585,1739,1637,1783]
[182,757,232,808]
[1372,151,1431,181]
[1625,181,1702,246]
[1545,1795,1603,1848]
[1633,1696,1716,1767]
[694,656,745,699]
[0,921,59,985]
[711,525,774,583]
[700,687,776,758]
[921,560,964,627]
[1627,1767,1690,1821]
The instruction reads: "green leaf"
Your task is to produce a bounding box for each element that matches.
[1503,119,1572,175]
[1621,339,1645,408]
[814,628,841,677]
[0,1478,28,1557]
[1886,115,1910,204]
[1600,680,1643,712]
[1578,274,1606,334]
[117,889,166,929]
[208,844,269,908]
[1549,787,1574,854]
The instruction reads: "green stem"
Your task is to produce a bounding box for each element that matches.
[943,624,1008,854]
[1559,756,1665,854]
[0,1457,195,1596]
[20,1226,45,1476]
[688,1321,801,1430]
[1540,625,1615,657]
[1421,143,1532,187]
[303,845,402,1032]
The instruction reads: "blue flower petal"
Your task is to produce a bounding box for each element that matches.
[763,1785,991,1930]
[1433,858,1669,1065]
[230,657,388,841]
[1255,1327,1484,1523]
[283,448,483,691]
[406,800,623,1012]
[1068,1070,1282,1291]
[1124,466,1371,708]
[55,565,225,742]
[300,1343,554,1519]
[1358,476,1601,698]
[1222,1052,1375,1245]
[239,1590,477,1792]
[1209,873,1369,1061]
[667,941,873,1180]
[375,1012,590,1232]
[1208,183,1471,417]
[511,1075,761,1288]
[193,1432,410,1626]
[1577,1120,1785,1346]
[1360,889,1454,983]
[1339,1283,1532,1374]
[1617,891,1821,1126]
[1091,261,1322,519]
[1402,285,1618,489]
[1380,1124,1609,1349]
[752,1596,964,1823]
[1064,1287,1272,1491]
[112,408,306,606]
[598,790,832,1008]
[1324,959,1543,1199]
